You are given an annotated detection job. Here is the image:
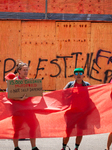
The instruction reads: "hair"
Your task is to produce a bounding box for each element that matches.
[15,59,28,73]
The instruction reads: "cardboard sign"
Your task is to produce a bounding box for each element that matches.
[7,79,43,99]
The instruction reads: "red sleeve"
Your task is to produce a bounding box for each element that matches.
[110,79,112,83]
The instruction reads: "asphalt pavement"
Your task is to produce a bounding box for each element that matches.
[0,133,110,150]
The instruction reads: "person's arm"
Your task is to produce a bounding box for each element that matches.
[12,94,28,101]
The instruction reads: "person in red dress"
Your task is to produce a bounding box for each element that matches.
[11,60,39,150]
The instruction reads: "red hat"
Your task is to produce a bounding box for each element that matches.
[5,73,16,80]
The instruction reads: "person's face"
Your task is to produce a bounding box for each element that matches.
[74,72,84,81]
[18,65,28,79]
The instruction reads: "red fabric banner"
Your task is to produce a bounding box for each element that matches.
[0,83,112,139]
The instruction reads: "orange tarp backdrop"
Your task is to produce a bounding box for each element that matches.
[0,83,112,139]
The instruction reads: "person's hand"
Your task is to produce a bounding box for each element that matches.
[20,94,28,101]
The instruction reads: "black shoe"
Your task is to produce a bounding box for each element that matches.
[67,146,71,150]
[32,147,39,150]
[14,147,21,150]
[61,146,71,150]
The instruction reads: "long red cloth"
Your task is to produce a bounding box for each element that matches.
[0,83,112,139]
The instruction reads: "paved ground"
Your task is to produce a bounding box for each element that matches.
[0,133,111,150]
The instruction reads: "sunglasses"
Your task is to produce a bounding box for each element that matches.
[74,72,83,75]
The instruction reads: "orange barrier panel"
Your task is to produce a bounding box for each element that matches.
[0,21,21,89]
[47,0,112,14]
[0,0,112,15]
[0,0,45,13]
[0,21,112,90]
